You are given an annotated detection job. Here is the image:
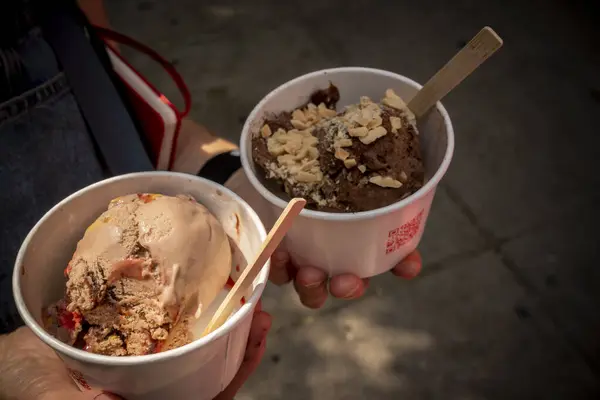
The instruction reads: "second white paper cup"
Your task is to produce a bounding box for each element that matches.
[13,172,269,400]
[240,67,454,278]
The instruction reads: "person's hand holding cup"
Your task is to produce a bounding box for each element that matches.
[270,249,422,308]
[0,308,270,400]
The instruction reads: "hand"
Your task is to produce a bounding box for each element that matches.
[214,301,271,400]
[269,250,422,308]
[0,304,271,400]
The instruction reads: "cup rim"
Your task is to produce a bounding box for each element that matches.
[12,171,270,366]
[240,66,455,221]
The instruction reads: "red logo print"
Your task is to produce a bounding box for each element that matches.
[386,210,424,254]
[68,368,92,391]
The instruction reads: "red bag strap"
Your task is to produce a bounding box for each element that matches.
[93,26,192,117]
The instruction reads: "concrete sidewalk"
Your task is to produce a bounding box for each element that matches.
[106,0,600,398]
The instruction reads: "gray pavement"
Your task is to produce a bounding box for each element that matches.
[106,0,600,398]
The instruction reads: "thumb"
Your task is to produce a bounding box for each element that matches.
[0,328,123,400]
[214,310,272,400]
[391,250,422,279]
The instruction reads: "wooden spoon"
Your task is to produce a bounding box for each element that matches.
[407,26,503,118]
[202,197,307,336]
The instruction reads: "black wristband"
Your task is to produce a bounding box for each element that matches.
[197,150,242,185]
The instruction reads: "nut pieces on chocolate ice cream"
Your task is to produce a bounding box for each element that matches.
[369,175,403,188]
[265,127,323,184]
[252,85,425,212]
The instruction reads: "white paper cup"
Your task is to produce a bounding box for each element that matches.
[240,67,454,278]
[12,172,269,400]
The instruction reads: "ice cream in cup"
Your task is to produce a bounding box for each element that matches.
[240,67,454,278]
[12,172,269,400]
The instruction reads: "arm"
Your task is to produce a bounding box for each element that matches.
[0,317,269,400]
[0,328,89,400]
[77,0,119,49]
[172,120,238,175]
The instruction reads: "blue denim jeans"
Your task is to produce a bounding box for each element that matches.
[0,29,106,333]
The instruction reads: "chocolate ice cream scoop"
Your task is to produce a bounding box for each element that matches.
[252,87,424,212]
[50,193,231,356]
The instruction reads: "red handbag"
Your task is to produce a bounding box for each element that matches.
[95,27,192,171]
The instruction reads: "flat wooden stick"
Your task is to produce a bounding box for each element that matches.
[407,26,503,118]
[203,198,307,336]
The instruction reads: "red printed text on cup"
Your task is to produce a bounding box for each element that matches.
[386,209,424,254]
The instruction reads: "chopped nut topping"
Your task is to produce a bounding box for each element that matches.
[301,159,318,170]
[292,109,307,122]
[356,116,371,127]
[342,120,354,129]
[383,89,407,109]
[383,89,416,124]
[348,127,368,137]
[306,103,317,112]
[358,165,367,173]
[276,154,295,164]
[390,116,402,133]
[307,147,319,159]
[361,108,374,121]
[344,159,357,168]
[369,175,402,188]
[335,138,353,147]
[341,97,386,134]
[267,127,322,184]
[304,105,318,121]
[281,101,337,133]
[291,119,310,130]
[360,126,388,145]
[266,129,286,155]
[382,95,406,111]
[367,115,383,129]
[261,124,272,138]
[335,147,350,161]
[296,171,322,182]
[318,103,337,118]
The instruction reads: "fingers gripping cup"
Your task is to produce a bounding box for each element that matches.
[13,172,269,400]
[240,67,454,278]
